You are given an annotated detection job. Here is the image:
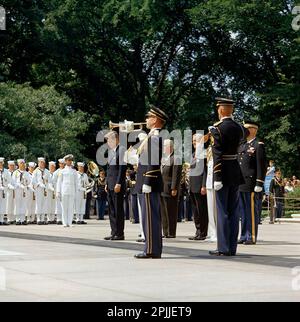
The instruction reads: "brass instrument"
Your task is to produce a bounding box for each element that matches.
[109,120,146,133]
[86,161,99,195]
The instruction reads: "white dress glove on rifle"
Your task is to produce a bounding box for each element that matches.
[0,186,4,191]
[8,184,15,190]
[254,186,263,193]
[142,184,152,194]
[214,181,223,191]
[39,183,46,189]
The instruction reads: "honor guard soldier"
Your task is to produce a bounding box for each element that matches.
[47,161,57,224]
[0,158,11,225]
[6,161,16,224]
[209,98,246,256]
[26,162,37,224]
[13,159,31,225]
[76,162,89,224]
[33,157,50,225]
[135,106,168,259]
[238,121,267,245]
[104,131,127,241]
[56,154,78,227]
[53,159,65,225]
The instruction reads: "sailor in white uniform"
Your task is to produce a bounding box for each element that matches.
[13,159,31,225]
[33,157,50,225]
[6,160,16,224]
[53,159,65,225]
[76,162,89,224]
[56,155,78,227]
[47,161,57,224]
[26,162,37,224]
[0,158,11,225]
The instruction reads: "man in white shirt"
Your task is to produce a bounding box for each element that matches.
[6,160,16,224]
[76,162,89,224]
[0,158,11,225]
[56,154,78,227]
[26,162,36,224]
[53,158,65,225]
[47,161,57,224]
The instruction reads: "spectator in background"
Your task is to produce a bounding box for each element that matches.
[285,180,294,194]
[269,169,285,219]
[94,170,107,220]
[266,160,275,177]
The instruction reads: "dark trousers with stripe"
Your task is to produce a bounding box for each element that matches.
[131,194,140,223]
[107,190,125,237]
[239,192,259,243]
[216,185,240,255]
[142,192,162,256]
[161,195,179,237]
[190,192,208,238]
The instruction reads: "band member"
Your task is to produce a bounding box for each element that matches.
[189,134,208,241]
[161,139,182,238]
[135,106,168,259]
[47,161,57,224]
[26,162,37,224]
[269,169,285,219]
[238,121,267,245]
[13,159,31,225]
[0,158,11,225]
[56,154,78,228]
[33,157,50,225]
[6,160,16,224]
[53,158,65,225]
[76,162,89,224]
[209,98,246,257]
[94,169,107,220]
[104,131,127,241]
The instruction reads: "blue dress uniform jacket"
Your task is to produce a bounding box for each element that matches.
[210,117,246,255]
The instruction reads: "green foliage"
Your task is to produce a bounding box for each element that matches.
[0,82,88,161]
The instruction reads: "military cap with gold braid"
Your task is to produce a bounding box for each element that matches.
[215,97,235,107]
[145,105,168,122]
[243,120,260,130]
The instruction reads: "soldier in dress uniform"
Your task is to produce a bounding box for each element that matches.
[209,98,246,256]
[26,162,37,224]
[76,162,89,224]
[6,160,16,224]
[56,154,78,228]
[0,157,11,225]
[47,161,57,224]
[13,159,31,225]
[135,106,167,259]
[33,157,50,225]
[53,158,65,225]
[238,121,267,245]
[161,139,182,238]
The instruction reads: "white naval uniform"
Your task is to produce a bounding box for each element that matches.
[53,168,63,222]
[46,172,56,222]
[56,165,78,227]
[6,170,16,223]
[13,170,31,223]
[76,172,89,222]
[26,172,36,223]
[0,169,11,223]
[206,147,217,242]
[32,168,50,223]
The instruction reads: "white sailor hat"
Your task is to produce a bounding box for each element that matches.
[28,162,36,168]
[49,161,56,166]
[64,154,74,161]
[0,157,5,163]
[17,159,26,164]
[77,162,85,167]
[58,158,65,164]
[8,160,15,166]
[38,157,46,163]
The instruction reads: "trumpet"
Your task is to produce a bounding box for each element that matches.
[109,120,146,133]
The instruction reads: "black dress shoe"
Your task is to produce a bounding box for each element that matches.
[134,253,161,259]
[16,222,21,226]
[209,250,231,257]
[57,221,63,225]
[104,236,113,241]
[21,222,27,225]
[136,238,145,243]
[81,221,87,225]
[189,236,206,241]
[238,240,245,244]
[111,236,125,241]
[166,235,176,239]
[244,240,256,245]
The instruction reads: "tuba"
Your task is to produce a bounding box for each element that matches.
[86,161,99,194]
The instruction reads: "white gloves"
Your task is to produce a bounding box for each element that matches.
[0,187,4,191]
[214,181,223,191]
[80,187,86,192]
[254,186,263,193]
[8,184,15,190]
[20,184,25,190]
[39,183,46,189]
[56,192,61,200]
[142,184,152,194]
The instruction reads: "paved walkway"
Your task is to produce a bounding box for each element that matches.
[0,220,299,302]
